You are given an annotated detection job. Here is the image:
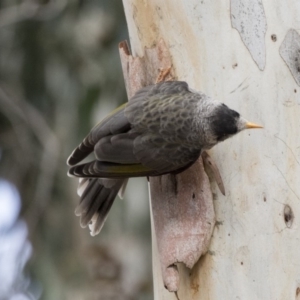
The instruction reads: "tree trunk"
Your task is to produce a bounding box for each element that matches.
[122,0,300,299]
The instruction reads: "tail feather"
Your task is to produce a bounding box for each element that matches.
[80,186,111,228]
[77,178,89,197]
[90,192,117,236]
[75,179,100,223]
[75,179,97,216]
[74,178,125,235]
[118,178,128,199]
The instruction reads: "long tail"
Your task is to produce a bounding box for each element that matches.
[75,177,125,236]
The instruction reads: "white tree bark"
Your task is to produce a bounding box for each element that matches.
[122,0,300,299]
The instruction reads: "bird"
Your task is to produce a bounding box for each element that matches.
[67,81,262,236]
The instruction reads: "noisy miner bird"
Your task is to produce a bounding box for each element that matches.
[67,81,262,236]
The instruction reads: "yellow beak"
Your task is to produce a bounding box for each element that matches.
[245,122,263,129]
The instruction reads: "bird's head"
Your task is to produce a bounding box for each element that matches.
[208,103,262,145]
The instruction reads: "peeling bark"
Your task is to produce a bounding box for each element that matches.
[280,29,300,86]
[150,158,215,292]
[119,40,216,293]
[119,39,174,98]
[231,0,267,70]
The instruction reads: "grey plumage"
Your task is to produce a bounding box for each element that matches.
[75,178,125,236]
[67,81,262,236]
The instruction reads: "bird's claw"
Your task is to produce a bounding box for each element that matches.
[202,151,226,196]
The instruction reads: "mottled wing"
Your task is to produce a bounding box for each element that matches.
[125,83,202,174]
[94,131,138,164]
[133,134,201,174]
[67,103,130,166]
[68,80,201,177]
[129,81,190,104]
[67,81,189,167]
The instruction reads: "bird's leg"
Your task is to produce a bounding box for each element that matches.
[155,65,173,83]
[202,151,226,196]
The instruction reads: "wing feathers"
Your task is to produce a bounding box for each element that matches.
[128,81,189,104]
[67,103,129,166]
[95,132,138,164]
[68,160,158,178]
[67,137,95,166]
